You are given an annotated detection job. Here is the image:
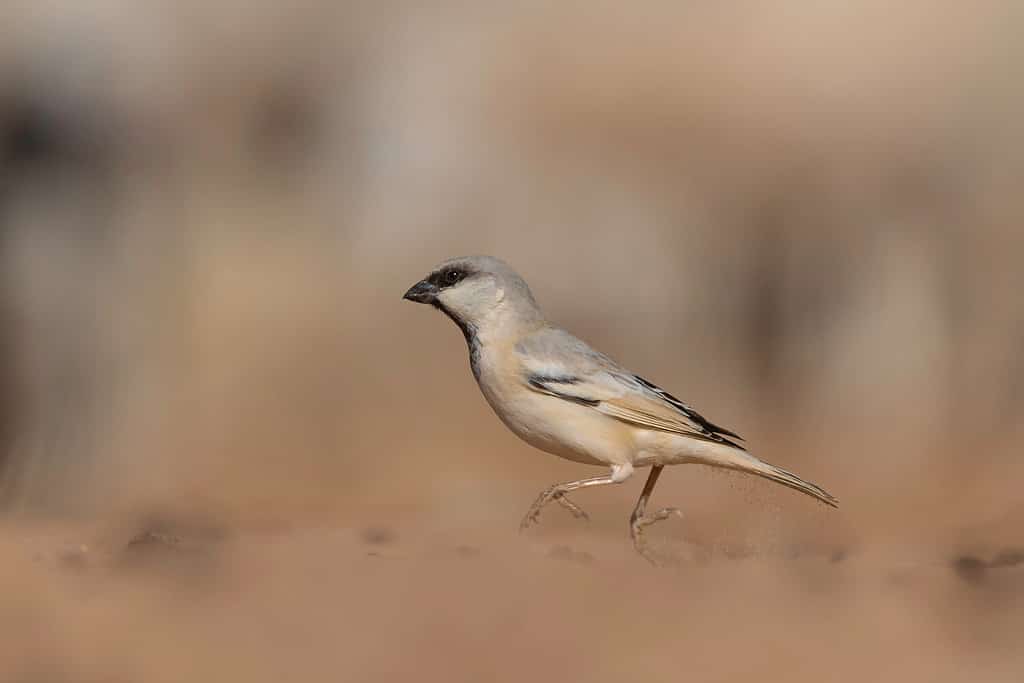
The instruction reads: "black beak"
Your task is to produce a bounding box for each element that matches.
[402,279,438,304]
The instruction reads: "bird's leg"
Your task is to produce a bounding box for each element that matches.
[629,465,682,564]
[520,464,633,531]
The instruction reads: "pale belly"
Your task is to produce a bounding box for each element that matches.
[476,374,632,467]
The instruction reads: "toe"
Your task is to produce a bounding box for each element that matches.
[519,512,540,531]
[567,506,590,521]
[655,507,683,520]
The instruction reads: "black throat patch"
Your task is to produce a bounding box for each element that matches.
[432,300,482,380]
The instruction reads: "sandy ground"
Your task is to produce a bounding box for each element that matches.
[2,491,1022,683]
[2,2,1023,681]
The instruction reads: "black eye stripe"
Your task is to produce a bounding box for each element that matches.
[430,266,472,289]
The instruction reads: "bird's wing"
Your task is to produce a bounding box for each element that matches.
[516,328,746,450]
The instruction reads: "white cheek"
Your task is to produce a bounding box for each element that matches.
[494,287,505,303]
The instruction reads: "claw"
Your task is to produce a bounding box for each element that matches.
[630,507,683,566]
[519,487,557,532]
[519,507,542,532]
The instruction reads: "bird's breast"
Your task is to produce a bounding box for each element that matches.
[472,348,629,466]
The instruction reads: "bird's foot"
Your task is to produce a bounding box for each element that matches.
[520,486,557,531]
[630,507,682,565]
[519,488,589,531]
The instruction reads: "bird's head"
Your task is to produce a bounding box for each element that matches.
[402,255,543,335]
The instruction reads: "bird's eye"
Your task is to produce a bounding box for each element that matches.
[445,270,462,285]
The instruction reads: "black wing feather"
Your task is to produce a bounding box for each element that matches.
[527,374,601,407]
[633,375,745,449]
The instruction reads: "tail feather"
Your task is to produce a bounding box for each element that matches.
[754,463,839,508]
[711,448,839,508]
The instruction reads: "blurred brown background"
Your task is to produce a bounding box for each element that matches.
[1,1,1022,681]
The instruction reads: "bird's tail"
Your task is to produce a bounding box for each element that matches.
[713,448,839,508]
[752,461,839,508]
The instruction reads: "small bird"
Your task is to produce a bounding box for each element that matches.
[403,256,837,562]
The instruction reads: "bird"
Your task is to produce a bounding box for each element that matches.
[402,255,837,562]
